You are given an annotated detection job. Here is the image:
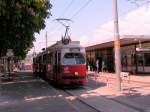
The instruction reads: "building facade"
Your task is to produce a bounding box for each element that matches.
[86,37,150,74]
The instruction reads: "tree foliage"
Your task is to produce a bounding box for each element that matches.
[0,0,52,59]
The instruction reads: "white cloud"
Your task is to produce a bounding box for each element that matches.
[120,6,150,35]
[79,35,90,47]
[82,5,150,47]
[28,31,60,54]
[29,5,150,54]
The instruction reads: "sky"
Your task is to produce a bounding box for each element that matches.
[29,0,150,54]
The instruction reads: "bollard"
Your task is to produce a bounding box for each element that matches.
[120,77,123,89]
[127,74,130,84]
[95,72,98,85]
[106,73,109,88]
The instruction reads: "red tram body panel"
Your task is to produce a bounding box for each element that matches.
[59,65,87,85]
[33,39,88,86]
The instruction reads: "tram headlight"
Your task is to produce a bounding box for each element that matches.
[75,72,78,76]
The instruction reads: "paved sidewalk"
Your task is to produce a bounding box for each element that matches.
[88,71,150,83]
[85,71,150,112]
[68,88,146,112]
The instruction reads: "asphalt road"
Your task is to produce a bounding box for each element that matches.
[0,72,78,112]
[0,72,150,112]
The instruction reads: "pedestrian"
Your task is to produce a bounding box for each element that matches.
[102,59,107,72]
[96,59,99,73]
[91,60,94,71]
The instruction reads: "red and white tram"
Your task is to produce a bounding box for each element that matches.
[33,39,88,86]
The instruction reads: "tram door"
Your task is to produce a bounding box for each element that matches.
[54,52,61,84]
[54,52,58,83]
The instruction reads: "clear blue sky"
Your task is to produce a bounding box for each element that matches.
[32,0,139,52]
[46,0,136,37]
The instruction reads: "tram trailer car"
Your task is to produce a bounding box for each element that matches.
[33,39,88,86]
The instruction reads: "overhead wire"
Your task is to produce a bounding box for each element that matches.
[70,0,93,19]
[48,0,149,43]
[43,0,150,34]
[80,0,150,39]
[49,0,94,38]
[127,0,150,7]
[34,1,149,52]
[34,0,94,52]
[121,0,150,35]
[59,0,74,17]
[47,0,75,36]
[52,0,74,27]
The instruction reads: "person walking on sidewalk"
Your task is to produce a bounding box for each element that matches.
[102,59,107,72]
[96,59,99,73]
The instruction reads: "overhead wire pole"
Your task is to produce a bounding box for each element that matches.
[112,0,122,91]
[46,31,47,50]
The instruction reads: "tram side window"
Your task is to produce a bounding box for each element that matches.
[63,53,85,65]
[43,54,46,63]
[58,53,61,72]
[145,53,150,66]
[46,54,51,63]
[138,55,143,66]
[58,53,61,64]
[33,58,36,64]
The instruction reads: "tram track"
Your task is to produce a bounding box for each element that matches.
[18,75,99,112]
[15,74,148,112]
[46,76,149,112]
[107,97,147,112]
[39,78,101,112]
[14,75,101,112]
[85,79,148,112]
[30,76,149,111]
[64,86,147,112]
[62,89,102,112]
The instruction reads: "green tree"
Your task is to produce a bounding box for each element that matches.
[0,0,52,59]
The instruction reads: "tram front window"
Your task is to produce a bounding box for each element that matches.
[63,53,85,65]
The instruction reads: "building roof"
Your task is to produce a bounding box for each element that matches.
[86,35,150,51]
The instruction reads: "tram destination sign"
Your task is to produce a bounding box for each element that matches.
[136,47,150,52]
[70,48,80,52]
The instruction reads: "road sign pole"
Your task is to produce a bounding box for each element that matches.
[6,49,14,76]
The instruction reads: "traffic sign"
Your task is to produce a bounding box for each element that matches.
[6,49,14,57]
